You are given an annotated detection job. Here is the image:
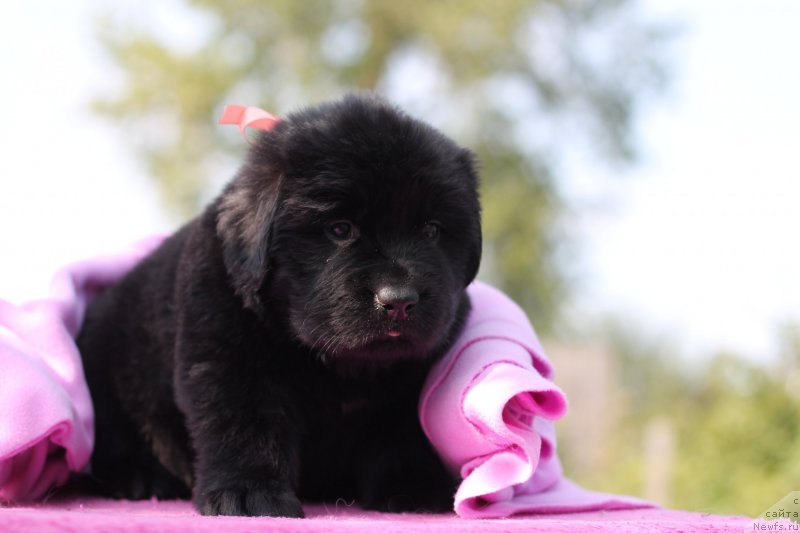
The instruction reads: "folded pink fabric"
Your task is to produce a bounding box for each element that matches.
[0,236,652,517]
[420,282,651,517]
[0,236,164,501]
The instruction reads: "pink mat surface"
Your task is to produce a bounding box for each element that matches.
[0,496,751,532]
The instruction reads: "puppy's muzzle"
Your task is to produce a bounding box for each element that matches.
[375,285,418,321]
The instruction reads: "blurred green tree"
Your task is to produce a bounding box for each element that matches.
[562,322,800,516]
[93,0,666,332]
[668,352,800,515]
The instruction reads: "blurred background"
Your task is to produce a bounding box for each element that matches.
[2,0,798,517]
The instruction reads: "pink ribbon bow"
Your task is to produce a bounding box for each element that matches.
[218,105,282,143]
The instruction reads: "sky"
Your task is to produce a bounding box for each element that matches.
[1,0,798,363]
[569,0,800,361]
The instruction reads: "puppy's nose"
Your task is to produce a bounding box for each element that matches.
[375,285,419,321]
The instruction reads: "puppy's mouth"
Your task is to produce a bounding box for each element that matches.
[292,288,455,362]
[367,318,416,344]
[385,319,408,338]
[327,319,430,361]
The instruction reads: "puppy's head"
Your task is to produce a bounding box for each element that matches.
[217,94,481,363]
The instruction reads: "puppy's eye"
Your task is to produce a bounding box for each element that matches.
[422,222,440,242]
[326,220,358,242]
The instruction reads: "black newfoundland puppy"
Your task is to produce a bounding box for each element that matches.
[76,94,482,517]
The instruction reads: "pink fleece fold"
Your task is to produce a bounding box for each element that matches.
[420,282,649,517]
[0,236,652,517]
[0,236,163,501]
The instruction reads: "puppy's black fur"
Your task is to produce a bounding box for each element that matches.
[76,94,482,517]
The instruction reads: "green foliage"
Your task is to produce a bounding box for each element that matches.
[92,0,666,332]
[562,324,800,516]
[672,352,800,515]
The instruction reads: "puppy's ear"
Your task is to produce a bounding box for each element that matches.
[459,149,483,287]
[464,229,482,287]
[216,167,281,314]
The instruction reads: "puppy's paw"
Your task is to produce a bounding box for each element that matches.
[196,486,304,517]
[86,463,190,501]
[360,488,453,514]
[116,474,189,501]
[358,454,456,513]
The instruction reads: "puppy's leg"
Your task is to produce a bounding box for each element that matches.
[89,437,190,500]
[356,402,457,513]
[174,328,305,517]
[79,326,190,500]
[182,383,304,517]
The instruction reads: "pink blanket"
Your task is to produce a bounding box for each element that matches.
[419,282,648,517]
[1,498,753,532]
[0,236,650,517]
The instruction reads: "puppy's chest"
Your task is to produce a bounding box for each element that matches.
[336,387,383,418]
[339,396,371,416]
[305,365,424,423]
[333,385,396,420]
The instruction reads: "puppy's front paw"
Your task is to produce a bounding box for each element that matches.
[358,450,457,513]
[197,486,304,517]
[361,487,454,514]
